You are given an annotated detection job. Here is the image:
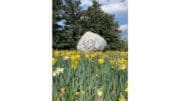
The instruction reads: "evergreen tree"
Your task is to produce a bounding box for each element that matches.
[63,0,83,49]
[53,0,83,49]
[53,0,121,50]
[53,0,68,49]
[81,0,121,50]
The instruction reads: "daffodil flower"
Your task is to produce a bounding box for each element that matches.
[63,56,70,60]
[97,88,103,96]
[118,94,126,101]
[52,71,57,77]
[125,86,128,94]
[52,57,57,66]
[120,64,127,70]
[53,50,60,57]
[52,67,64,76]
[56,68,64,74]
[59,87,66,94]
[98,58,104,64]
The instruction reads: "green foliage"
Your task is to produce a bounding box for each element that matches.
[53,51,128,101]
[120,40,128,51]
[53,0,122,50]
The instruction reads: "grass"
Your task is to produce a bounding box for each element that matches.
[52,50,128,101]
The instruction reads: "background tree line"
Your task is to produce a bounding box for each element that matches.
[53,0,127,50]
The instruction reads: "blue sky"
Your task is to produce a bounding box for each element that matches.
[80,0,128,40]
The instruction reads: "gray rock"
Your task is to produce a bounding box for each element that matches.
[77,31,107,52]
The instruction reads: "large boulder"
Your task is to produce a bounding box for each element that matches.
[77,31,107,52]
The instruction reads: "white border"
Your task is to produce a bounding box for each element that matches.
[1,0,180,101]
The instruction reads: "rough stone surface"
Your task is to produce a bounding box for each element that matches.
[77,31,107,52]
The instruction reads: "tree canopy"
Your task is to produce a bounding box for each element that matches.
[53,0,121,50]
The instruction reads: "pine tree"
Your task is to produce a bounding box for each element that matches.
[53,0,121,50]
[63,0,83,48]
[53,0,68,49]
[53,0,83,49]
[81,0,121,50]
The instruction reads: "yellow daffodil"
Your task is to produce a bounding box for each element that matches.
[52,57,57,65]
[71,62,77,70]
[76,54,80,60]
[120,51,127,58]
[59,87,66,94]
[125,86,128,94]
[120,58,127,65]
[71,54,80,61]
[98,58,104,64]
[52,50,128,100]
[85,54,89,58]
[119,58,127,70]
[53,50,60,57]
[120,64,127,70]
[70,54,80,70]
[118,94,126,101]
[85,53,96,60]
[110,59,117,65]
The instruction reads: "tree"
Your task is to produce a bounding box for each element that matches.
[53,0,83,49]
[53,0,69,49]
[120,40,128,51]
[81,0,121,50]
[53,0,121,50]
